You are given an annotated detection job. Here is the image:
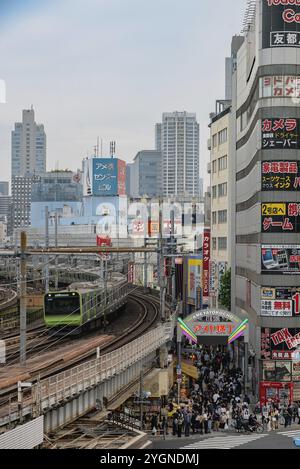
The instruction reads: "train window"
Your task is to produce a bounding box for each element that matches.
[45,294,80,316]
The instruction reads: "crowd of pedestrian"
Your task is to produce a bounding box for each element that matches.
[140,346,300,438]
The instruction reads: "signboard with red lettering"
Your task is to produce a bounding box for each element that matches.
[262,0,300,49]
[202,229,211,299]
[261,245,300,275]
[260,76,300,98]
[261,287,300,317]
[262,161,300,191]
[261,119,300,150]
[262,203,300,233]
[261,327,300,360]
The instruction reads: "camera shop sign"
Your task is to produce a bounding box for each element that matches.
[187,310,240,337]
[261,327,300,360]
[261,119,300,150]
[263,0,300,49]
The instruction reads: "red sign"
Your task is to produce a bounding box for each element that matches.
[128,262,135,284]
[117,160,126,195]
[202,229,211,298]
[96,236,111,247]
[260,381,294,406]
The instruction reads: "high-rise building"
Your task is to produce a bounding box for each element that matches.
[11,108,46,177]
[230,0,300,398]
[11,175,41,230]
[31,171,83,228]
[0,182,9,196]
[155,123,162,152]
[158,112,200,198]
[127,150,162,198]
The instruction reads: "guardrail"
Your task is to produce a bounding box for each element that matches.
[37,316,175,411]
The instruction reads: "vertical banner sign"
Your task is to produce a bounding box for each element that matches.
[262,0,300,49]
[203,229,211,299]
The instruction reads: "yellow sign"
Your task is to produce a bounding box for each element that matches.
[262,203,286,216]
[180,360,199,380]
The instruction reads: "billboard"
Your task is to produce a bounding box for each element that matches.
[262,161,300,191]
[261,118,300,150]
[262,203,300,233]
[202,229,211,299]
[187,257,203,307]
[262,0,300,49]
[261,245,300,275]
[93,159,118,196]
[260,76,300,98]
[261,287,300,317]
[261,327,300,360]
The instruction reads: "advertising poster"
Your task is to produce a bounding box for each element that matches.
[262,160,300,191]
[261,327,300,360]
[117,159,126,195]
[187,257,203,307]
[261,287,300,317]
[261,119,300,150]
[262,203,300,233]
[261,245,300,275]
[262,0,300,49]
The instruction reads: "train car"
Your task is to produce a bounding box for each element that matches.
[44,273,128,334]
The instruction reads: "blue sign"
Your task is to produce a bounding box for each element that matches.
[92,158,118,196]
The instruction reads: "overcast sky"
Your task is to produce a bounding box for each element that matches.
[0,0,247,189]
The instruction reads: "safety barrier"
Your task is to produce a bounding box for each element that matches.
[38,316,175,411]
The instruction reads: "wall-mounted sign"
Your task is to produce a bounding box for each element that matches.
[262,203,300,233]
[262,0,300,49]
[262,327,300,360]
[262,161,300,191]
[261,119,300,150]
[261,287,300,317]
[202,229,211,299]
[261,245,300,275]
[260,76,300,98]
[187,257,203,307]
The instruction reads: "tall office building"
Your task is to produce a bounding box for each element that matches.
[158,112,200,198]
[11,108,46,177]
[11,175,41,230]
[127,150,162,198]
[230,0,300,399]
[0,182,9,196]
[155,124,162,152]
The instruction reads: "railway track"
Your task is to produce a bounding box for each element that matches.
[0,290,165,415]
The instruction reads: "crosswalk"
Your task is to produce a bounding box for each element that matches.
[277,429,300,440]
[181,433,268,450]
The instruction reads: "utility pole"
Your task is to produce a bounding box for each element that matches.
[170,209,176,309]
[54,212,59,290]
[144,237,148,292]
[20,231,27,366]
[140,369,144,431]
[45,206,49,293]
[158,202,166,321]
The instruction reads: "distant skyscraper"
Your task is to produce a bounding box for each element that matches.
[0,182,9,196]
[11,175,41,230]
[155,123,162,152]
[128,150,162,198]
[11,108,46,177]
[158,112,200,198]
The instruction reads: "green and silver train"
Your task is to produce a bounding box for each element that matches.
[44,273,128,334]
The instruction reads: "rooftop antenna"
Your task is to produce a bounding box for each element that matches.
[101,138,103,158]
[97,137,100,157]
[110,141,116,158]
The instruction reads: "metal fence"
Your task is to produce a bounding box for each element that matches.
[38,317,175,410]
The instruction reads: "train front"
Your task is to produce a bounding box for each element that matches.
[44,291,82,333]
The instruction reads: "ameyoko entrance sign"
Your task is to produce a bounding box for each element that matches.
[179,310,248,346]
